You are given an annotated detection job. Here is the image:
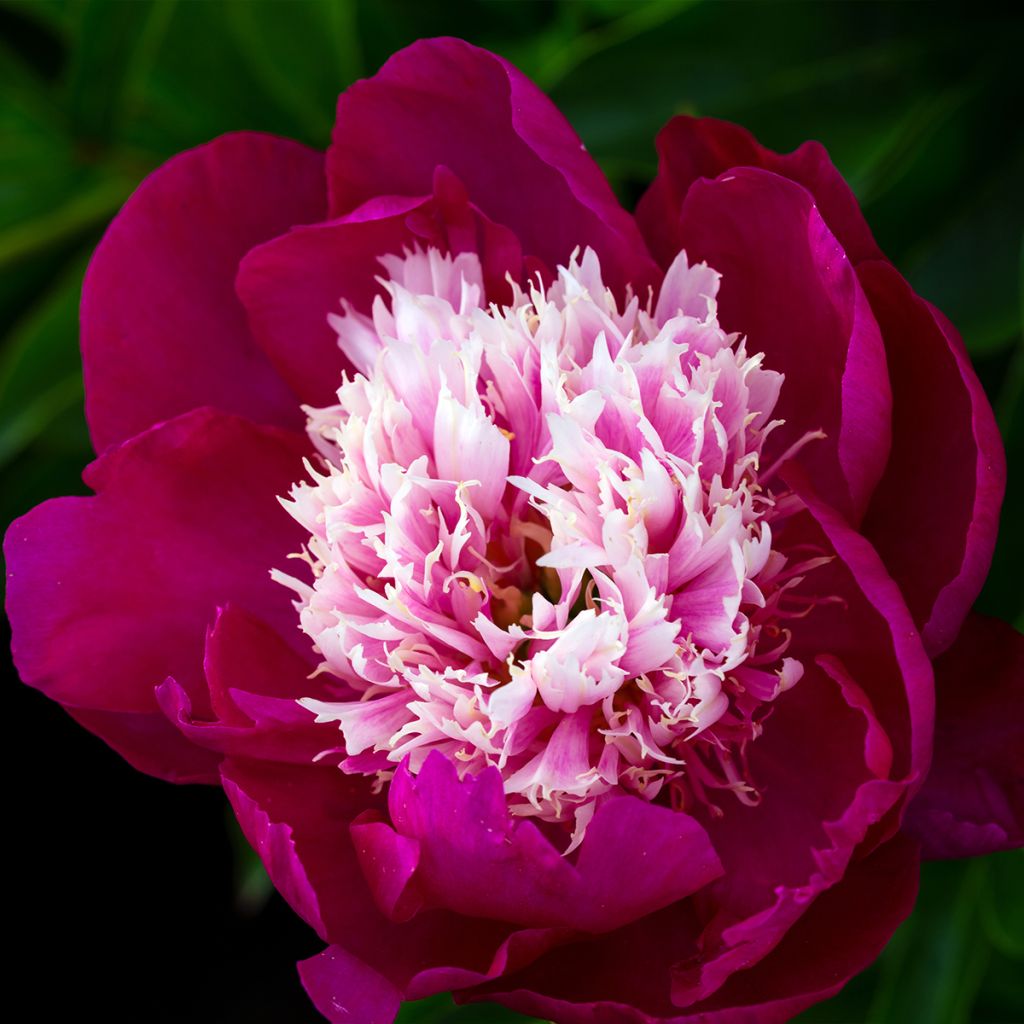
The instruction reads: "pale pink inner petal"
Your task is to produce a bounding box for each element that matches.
[277,245,821,841]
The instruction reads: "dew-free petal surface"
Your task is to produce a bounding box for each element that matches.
[82,133,325,451]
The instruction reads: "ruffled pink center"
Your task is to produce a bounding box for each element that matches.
[279,246,816,842]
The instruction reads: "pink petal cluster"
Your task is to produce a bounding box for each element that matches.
[4,35,1020,1024]
[284,245,810,835]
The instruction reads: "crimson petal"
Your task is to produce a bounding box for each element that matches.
[461,834,917,1024]
[327,37,657,297]
[82,133,325,451]
[156,604,330,766]
[676,168,891,522]
[859,262,1006,655]
[237,171,523,408]
[4,409,308,779]
[905,613,1024,858]
[636,115,882,271]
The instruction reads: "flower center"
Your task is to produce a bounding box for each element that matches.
[278,246,812,844]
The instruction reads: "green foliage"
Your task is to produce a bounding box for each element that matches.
[1,1,1021,1020]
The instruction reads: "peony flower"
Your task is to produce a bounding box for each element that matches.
[5,36,1021,1024]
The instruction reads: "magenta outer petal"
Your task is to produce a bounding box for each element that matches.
[82,132,325,452]
[327,37,658,297]
[237,177,523,408]
[667,660,906,1009]
[237,196,426,408]
[4,409,308,780]
[783,463,935,786]
[299,947,401,1024]
[636,115,882,271]
[690,836,918,1022]
[467,834,917,1024]
[676,168,891,522]
[222,760,349,941]
[380,751,722,932]
[156,605,328,765]
[636,115,1003,659]
[905,613,1024,858]
[221,758,522,972]
[859,262,1005,656]
[350,817,424,922]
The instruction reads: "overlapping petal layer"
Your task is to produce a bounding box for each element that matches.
[280,245,822,836]
[82,134,324,451]
[637,114,1006,654]
[5,409,308,779]
[327,37,658,297]
[3,34,1018,1024]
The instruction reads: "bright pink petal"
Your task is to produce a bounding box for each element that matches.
[905,613,1024,858]
[636,115,882,271]
[82,133,325,451]
[327,37,657,297]
[374,751,721,933]
[675,168,891,522]
[859,262,1006,655]
[4,409,308,779]
[223,757,567,1009]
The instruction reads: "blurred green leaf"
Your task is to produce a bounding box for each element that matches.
[1,0,74,36]
[396,993,545,1023]
[0,35,141,266]
[224,0,362,142]
[122,0,362,154]
[872,860,988,1024]
[64,0,177,144]
[228,807,274,917]
[504,0,697,91]
[0,252,87,469]
[0,172,134,268]
[981,850,1024,958]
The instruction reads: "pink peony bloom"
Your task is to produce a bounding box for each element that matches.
[5,36,1021,1024]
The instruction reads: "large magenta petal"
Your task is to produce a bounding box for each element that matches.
[344,660,902,1022]
[237,195,424,409]
[327,37,657,297]
[905,613,1024,858]
[82,132,325,452]
[237,171,523,408]
[636,115,882,271]
[674,168,891,522]
[361,752,721,933]
[461,833,918,1024]
[783,464,935,785]
[221,758,364,942]
[859,262,1006,655]
[668,658,906,1008]
[688,834,919,1022]
[156,604,331,765]
[221,758,521,988]
[4,409,308,779]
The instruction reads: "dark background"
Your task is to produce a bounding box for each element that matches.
[2,1,1021,1021]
